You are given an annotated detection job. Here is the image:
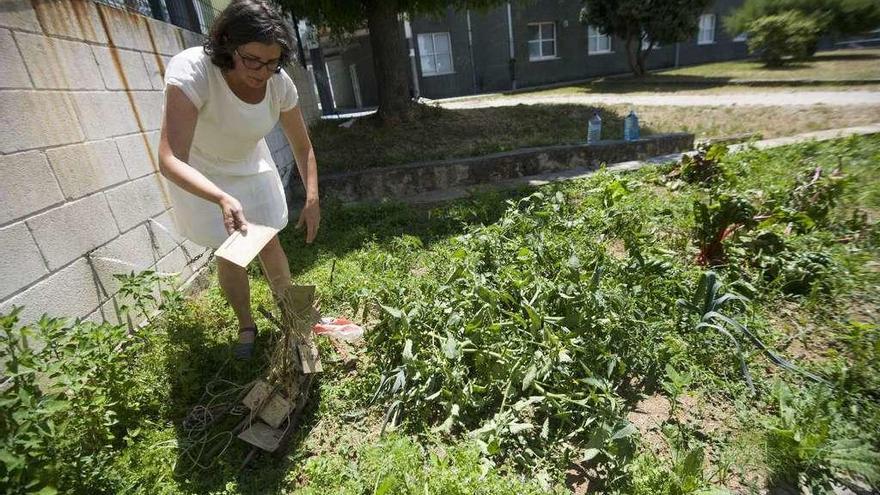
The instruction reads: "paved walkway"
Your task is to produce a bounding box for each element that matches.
[405,123,880,204]
[437,91,880,109]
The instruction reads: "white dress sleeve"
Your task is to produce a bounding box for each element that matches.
[164,50,209,110]
[277,68,299,111]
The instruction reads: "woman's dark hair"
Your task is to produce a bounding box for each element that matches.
[204,0,294,71]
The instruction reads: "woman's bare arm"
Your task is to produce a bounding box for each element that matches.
[279,105,320,243]
[158,86,247,234]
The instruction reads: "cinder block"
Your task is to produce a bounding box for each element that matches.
[0,90,84,153]
[148,209,184,259]
[272,144,294,169]
[31,0,108,44]
[70,91,140,140]
[84,297,123,326]
[89,224,156,296]
[0,222,48,300]
[0,151,64,225]
[179,29,204,50]
[0,258,102,325]
[115,131,159,179]
[27,194,119,270]
[46,139,128,199]
[105,174,170,232]
[141,51,166,90]
[180,239,213,269]
[92,45,152,90]
[156,246,192,287]
[15,32,103,90]
[265,126,287,152]
[94,3,150,50]
[129,90,164,131]
[0,0,42,32]
[0,30,31,88]
[144,17,184,56]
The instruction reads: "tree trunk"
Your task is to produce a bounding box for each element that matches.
[365,0,413,124]
[624,35,645,77]
[637,43,653,76]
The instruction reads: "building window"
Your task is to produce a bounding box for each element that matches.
[418,32,454,76]
[698,14,716,45]
[588,25,611,54]
[528,22,557,60]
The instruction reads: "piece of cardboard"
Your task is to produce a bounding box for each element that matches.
[258,393,295,429]
[298,343,323,374]
[242,381,273,411]
[237,422,284,452]
[215,224,279,268]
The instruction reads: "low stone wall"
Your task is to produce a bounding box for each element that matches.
[292,133,694,203]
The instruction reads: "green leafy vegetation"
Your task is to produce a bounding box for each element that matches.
[745,11,822,67]
[311,100,880,174]
[2,135,879,493]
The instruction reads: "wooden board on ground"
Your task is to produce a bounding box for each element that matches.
[298,343,323,374]
[273,374,317,455]
[237,422,284,452]
[259,393,295,429]
[215,224,279,268]
[242,380,272,411]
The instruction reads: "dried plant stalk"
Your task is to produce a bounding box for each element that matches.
[262,284,321,400]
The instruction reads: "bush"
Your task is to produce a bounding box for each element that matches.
[746,11,821,66]
[0,309,140,494]
[725,0,880,44]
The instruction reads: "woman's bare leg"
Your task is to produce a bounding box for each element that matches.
[216,257,255,343]
[257,235,291,296]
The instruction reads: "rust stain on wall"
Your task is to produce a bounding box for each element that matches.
[140,18,174,210]
[27,0,48,33]
[30,0,100,42]
[95,2,172,208]
[95,4,144,128]
[142,17,166,78]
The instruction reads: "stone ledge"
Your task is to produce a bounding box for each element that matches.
[290,133,694,203]
[402,124,880,205]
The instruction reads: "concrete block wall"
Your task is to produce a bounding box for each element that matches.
[0,0,319,328]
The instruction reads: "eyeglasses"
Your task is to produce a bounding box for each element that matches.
[234,48,282,74]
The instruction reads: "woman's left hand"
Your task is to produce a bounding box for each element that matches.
[296,197,320,244]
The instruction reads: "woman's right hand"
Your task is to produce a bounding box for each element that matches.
[218,194,248,235]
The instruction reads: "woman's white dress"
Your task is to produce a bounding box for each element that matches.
[163,46,298,248]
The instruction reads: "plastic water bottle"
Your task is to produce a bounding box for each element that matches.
[587,112,602,143]
[624,110,640,141]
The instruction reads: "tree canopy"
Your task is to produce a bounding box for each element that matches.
[580,0,713,76]
[277,0,507,122]
[725,0,880,38]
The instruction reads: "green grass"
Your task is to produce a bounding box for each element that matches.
[310,103,625,173]
[308,50,880,174]
[4,136,880,494]
[657,48,880,81]
[312,102,880,173]
[512,81,880,97]
[478,48,880,98]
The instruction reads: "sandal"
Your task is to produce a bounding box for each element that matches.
[234,326,257,360]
